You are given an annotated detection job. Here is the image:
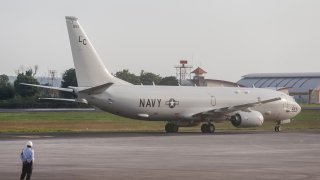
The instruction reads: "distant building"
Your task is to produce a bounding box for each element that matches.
[310,86,320,104]
[237,73,320,104]
[191,67,207,86]
[180,66,240,87]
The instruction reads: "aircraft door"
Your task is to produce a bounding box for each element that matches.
[211,96,216,106]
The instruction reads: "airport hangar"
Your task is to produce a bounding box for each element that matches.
[237,73,320,104]
[179,65,320,104]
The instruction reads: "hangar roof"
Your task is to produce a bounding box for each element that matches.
[243,73,320,78]
[238,73,320,93]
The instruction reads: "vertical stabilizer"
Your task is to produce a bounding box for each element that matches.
[65,16,129,87]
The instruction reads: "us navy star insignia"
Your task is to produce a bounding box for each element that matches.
[165,98,179,108]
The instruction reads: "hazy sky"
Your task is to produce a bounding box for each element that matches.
[1,0,320,82]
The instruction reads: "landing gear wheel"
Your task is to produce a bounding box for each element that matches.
[201,124,209,133]
[274,122,281,132]
[208,124,215,133]
[165,123,179,133]
[172,124,179,132]
[201,123,215,133]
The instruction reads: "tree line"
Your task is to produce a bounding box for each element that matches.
[0,67,178,108]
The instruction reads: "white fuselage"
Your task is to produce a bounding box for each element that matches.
[79,85,300,123]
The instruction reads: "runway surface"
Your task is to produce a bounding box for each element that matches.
[1,131,320,180]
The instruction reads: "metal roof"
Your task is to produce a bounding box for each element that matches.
[191,67,207,75]
[238,76,320,92]
[238,73,320,103]
[242,73,320,78]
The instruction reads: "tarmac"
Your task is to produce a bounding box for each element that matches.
[0,130,320,180]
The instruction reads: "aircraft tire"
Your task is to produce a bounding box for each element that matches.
[165,123,172,132]
[201,123,215,133]
[165,123,179,133]
[208,124,215,133]
[173,125,179,133]
[274,126,281,132]
[201,124,209,133]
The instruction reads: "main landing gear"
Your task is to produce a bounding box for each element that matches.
[164,122,215,133]
[165,123,179,133]
[201,123,215,133]
[274,121,281,132]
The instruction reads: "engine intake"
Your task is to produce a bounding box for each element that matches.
[230,111,264,128]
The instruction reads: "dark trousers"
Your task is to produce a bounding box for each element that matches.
[20,161,33,180]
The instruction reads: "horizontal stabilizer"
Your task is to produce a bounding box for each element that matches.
[39,98,76,102]
[39,98,88,104]
[79,83,113,95]
[20,83,74,92]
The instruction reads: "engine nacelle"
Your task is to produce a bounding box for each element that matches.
[230,111,264,128]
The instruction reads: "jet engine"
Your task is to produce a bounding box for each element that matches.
[230,111,264,128]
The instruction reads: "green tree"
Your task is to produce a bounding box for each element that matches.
[115,69,140,85]
[60,68,78,98]
[14,69,39,97]
[61,68,78,88]
[158,76,179,86]
[140,70,162,85]
[0,74,15,100]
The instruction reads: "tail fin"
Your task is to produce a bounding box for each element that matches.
[65,16,129,87]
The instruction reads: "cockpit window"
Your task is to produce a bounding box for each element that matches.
[288,96,295,101]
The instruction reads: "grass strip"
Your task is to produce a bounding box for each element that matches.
[0,110,319,132]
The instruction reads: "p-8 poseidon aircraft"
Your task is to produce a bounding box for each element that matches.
[22,16,301,133]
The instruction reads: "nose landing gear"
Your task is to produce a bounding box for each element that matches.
[274,121,281,132]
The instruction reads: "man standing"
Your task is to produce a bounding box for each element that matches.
[20,141,34,180]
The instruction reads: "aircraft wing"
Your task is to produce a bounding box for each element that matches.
[193,97,281,118]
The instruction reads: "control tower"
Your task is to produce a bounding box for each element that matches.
[174,60,193,85]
